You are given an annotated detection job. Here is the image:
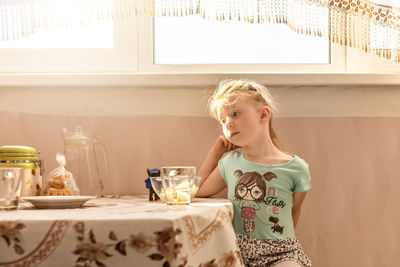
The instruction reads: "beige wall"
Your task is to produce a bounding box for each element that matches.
[1,85,399,267]
[2,85,400,117]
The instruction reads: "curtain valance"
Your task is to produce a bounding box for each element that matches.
[1,0,399,62]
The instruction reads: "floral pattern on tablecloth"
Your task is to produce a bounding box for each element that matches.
[0,220,69,267]
[72,221,187,267]
[182,206,233,252]
[0,196,243,267]
[0,221,25,255]
[71,221,243,267]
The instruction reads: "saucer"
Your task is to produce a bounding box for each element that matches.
[22,196,96,209]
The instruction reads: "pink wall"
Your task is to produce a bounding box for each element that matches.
[1,111,398,266]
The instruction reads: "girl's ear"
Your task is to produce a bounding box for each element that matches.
[260,106,271,122]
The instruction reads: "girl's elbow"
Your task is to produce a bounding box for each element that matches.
[196,188,211,198]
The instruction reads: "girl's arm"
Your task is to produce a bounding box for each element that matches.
[292,191,308,228]
[196,167,226,197]
[196,135,235,197]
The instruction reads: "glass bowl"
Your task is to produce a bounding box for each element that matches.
[149,177,166,201]
[160,166,196,179]
[191,176,201,198]
[149,176,201,202]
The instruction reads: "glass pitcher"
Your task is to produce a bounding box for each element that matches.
[60,126,109,196]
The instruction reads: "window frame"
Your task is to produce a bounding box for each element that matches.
[140,16,348,74]
[0,17,137,73]
[1,15,400,86]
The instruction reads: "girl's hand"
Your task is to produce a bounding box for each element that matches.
[215,135,238,155]
[197,135,237,197]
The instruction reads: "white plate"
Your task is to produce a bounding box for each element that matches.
[22,196,96,209]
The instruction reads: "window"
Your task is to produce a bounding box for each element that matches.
[0,18,136,73]
[0,13,399,85]
[0,20,113,49]
[347,21,400,73]
[154,16,330,64]
[142,15,345,74]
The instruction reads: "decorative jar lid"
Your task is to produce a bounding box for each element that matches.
[0,145,39,159]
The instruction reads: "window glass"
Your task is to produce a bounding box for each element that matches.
[154,16,330,64]
[0,20,113,49]
[0,17,136,73]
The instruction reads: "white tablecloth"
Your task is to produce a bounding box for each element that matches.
[0,196,243,267]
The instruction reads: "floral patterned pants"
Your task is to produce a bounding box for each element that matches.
[236,235,312,267]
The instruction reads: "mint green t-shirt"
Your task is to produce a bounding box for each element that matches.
[218,151,311,240]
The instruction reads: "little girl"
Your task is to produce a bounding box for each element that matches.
[197,80,312,267]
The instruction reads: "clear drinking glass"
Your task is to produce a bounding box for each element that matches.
[161,166,195,205]
[0,167,23,210]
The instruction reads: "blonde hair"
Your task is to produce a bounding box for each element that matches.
[208,79,282,149]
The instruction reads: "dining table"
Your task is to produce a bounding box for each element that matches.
[0,195,243,267]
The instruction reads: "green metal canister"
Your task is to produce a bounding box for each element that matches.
[0,145,43,196]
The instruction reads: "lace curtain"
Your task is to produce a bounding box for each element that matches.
[1,0,399,62]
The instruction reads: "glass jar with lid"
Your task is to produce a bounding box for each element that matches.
[0,145,43,196]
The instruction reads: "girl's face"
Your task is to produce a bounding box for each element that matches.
[237,182,263,200]
[218,98,267,147]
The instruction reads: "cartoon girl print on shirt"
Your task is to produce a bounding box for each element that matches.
[234,170,277,232]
